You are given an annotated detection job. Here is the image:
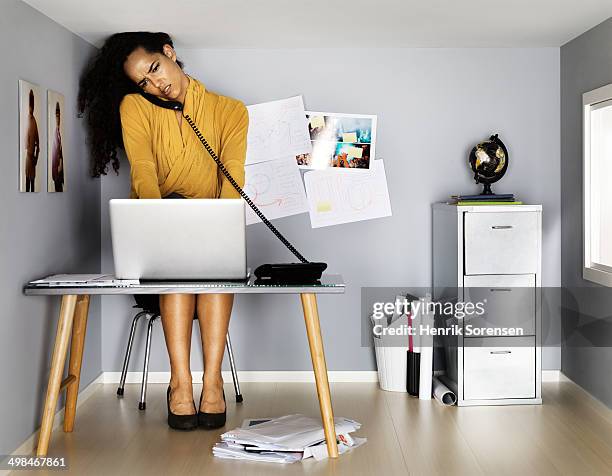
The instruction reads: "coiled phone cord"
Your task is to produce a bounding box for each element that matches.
[183,114,309,264]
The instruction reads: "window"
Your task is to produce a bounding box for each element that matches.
[584,84,612,286]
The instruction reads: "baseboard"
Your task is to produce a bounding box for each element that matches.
[7,373,104,459]
[100,371,380,383]
[101,370,563,384]
[542,370,564,382]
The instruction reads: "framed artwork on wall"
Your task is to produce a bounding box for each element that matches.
[19,79,42,192]
[47,90,65,192]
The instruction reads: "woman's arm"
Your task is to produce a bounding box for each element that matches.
[120,95,162,199]
[218,99,248,199]
[32,120,40,165]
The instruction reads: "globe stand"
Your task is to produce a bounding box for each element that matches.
[480,183,494,195]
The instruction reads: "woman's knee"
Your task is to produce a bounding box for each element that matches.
[196,293,234,318]
[196,293,234,307]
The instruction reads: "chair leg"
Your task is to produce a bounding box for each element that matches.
[139,314,158,410]
[225,333,243,403]
[117,311,147,396]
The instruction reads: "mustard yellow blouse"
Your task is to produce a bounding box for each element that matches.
[119,77,248,199]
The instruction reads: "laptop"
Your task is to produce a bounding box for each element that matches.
[109,199,247,281]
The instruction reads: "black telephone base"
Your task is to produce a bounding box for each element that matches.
[253,262,327,285]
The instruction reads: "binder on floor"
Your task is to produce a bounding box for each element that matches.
[406,299,421,396]
[418,295,434,400]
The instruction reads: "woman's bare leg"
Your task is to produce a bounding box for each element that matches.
[196,293,233,413]
[160,293,196,415]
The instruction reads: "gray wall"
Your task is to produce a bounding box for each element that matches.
[0,0,101,454]
[561,17,612,408]
[100,48,561,373]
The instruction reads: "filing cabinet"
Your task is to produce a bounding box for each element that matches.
[433,203,542,406]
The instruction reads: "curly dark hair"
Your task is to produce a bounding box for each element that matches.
[78,32,184,177]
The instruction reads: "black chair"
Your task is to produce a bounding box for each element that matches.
[116,295,243,410]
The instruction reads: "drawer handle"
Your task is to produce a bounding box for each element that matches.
[490,350,512,354]
[491,225,514,230]
[490,288,512,292]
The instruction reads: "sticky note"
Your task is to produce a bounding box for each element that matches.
[316,201,332,212]
[310,116,325,128]
[342,132,358,143]
[346,146,363,159]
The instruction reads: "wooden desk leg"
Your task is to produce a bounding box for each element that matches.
[37,294,77,457]
[300,293,339,458]
[64,295,90,432]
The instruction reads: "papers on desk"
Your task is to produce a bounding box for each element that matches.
[213,414,366,463]
[29,274,140,286]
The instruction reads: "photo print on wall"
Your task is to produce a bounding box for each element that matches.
[47,90,65,192]
[298,112,377,170]
[19,79,42,192]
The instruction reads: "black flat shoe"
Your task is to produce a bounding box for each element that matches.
[167,386,198,431]
[198,389,226,429]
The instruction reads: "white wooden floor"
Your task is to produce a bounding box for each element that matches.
[13,380,612,476]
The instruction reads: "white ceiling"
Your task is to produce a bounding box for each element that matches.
[22,0,612,48]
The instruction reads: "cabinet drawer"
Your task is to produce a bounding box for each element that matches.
[463,275,536,335]
[464,212,538,275]
[464,336,535,400]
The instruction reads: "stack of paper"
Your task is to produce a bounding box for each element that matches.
[29,274,140,286]
[213,414,366,464]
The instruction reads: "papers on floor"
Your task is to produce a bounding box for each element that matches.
[213,414,366,464]
[244,156,309,225]
[303,159,392,228]
[246,96,312,165]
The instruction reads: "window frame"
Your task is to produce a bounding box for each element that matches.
[583,83,612,286]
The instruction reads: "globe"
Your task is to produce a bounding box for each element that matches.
[468,134,509,195]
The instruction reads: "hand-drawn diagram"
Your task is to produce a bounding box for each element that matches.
[244,156,309,225]
[304,159,392,228]
[246,96,312,165]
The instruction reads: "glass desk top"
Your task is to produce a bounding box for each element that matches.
[24,274,345,295]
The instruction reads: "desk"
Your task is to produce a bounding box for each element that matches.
[24,274,345,458]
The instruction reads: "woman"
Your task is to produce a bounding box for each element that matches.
[78,32,248,431]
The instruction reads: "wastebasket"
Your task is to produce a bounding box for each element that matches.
[371,296,411,392]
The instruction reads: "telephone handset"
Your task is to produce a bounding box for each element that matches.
[138,91,327,284]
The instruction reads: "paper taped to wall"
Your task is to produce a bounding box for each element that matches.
[301,111,377,170]
[303,159,392,228]
[246,96,312,165]
[244,156,309,225]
